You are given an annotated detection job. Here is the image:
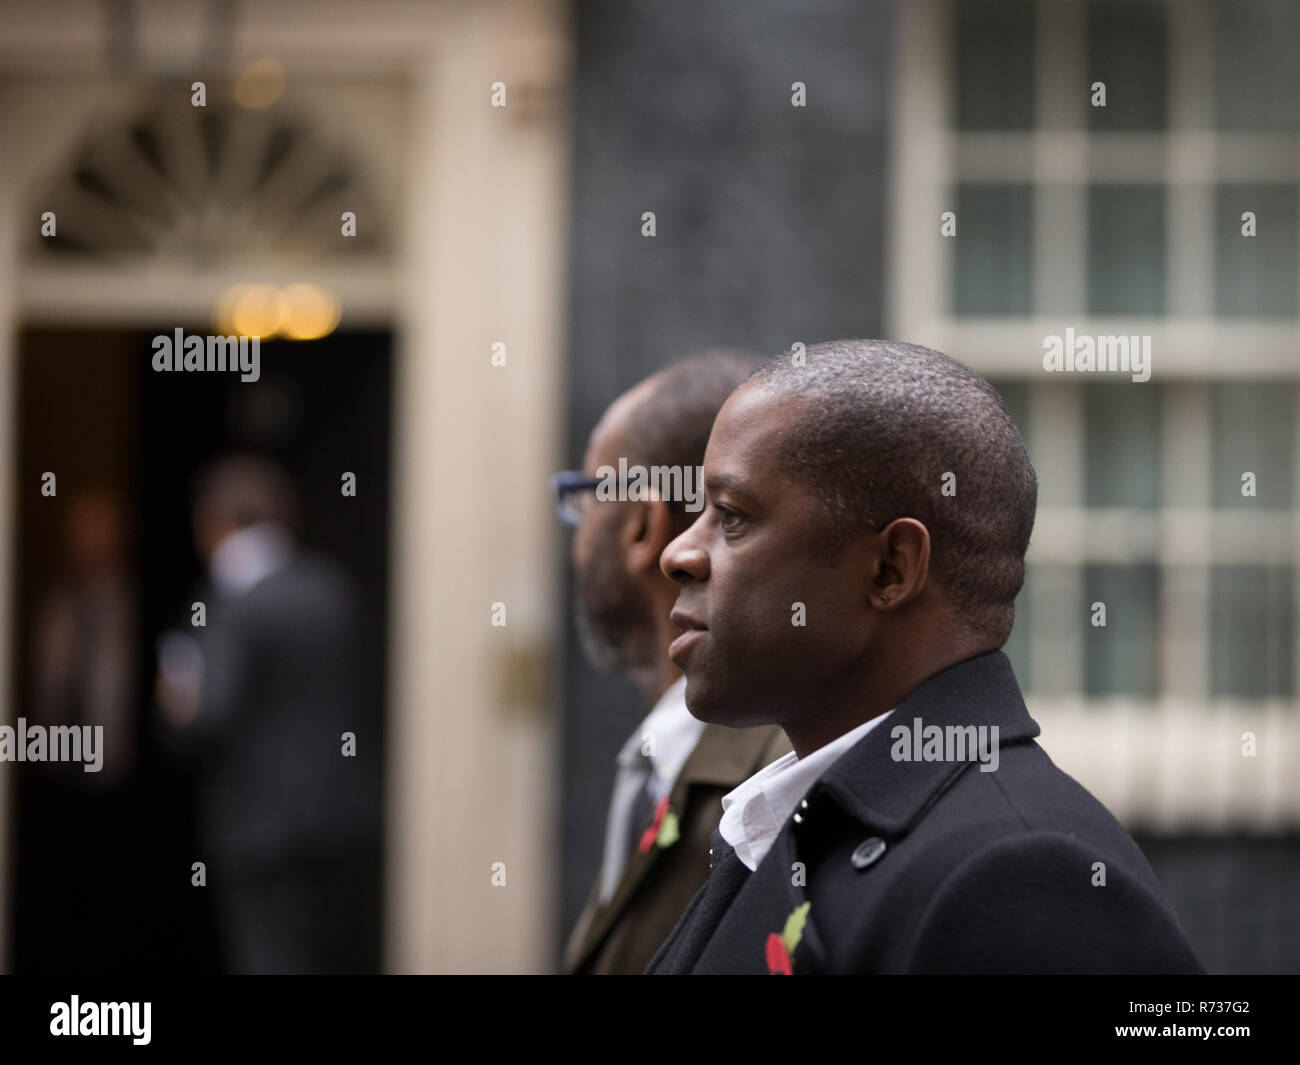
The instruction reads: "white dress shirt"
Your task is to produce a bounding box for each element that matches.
[719,709,896,872]
[210,522,295,599]
[156,523,297,722]
[597,675,704,904]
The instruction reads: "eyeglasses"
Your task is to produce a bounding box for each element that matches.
[550,470,604,527]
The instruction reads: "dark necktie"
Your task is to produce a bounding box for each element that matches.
[625,766,657,861]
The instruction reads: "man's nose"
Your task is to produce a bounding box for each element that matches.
[660,527,708,584]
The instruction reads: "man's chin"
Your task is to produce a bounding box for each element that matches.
[682,676,748,727]
[574,611,629,675]
[679,675,713,720]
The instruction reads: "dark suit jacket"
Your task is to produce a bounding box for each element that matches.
[565,721,791,974]
[168,551,382,871]
[647,651,1205,974]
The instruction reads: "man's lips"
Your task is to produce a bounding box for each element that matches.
[669,609,707,661]
[670,609,707,633]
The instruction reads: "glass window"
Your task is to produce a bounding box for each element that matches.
[1211,383,1296,509]
[954,0,1036,130]
[1088,185,1165,314]
[953,184,1034,314]
[1214,0,1300,131]
[1084,381,1161,508]
[1084,563,1161,696]
[1215,185,1299,317]
[1086,0,1168,131]
[1210,565,1296,697]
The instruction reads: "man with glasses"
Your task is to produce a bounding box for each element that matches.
[557,351,790,975]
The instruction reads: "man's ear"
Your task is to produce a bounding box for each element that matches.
[869,517,931,610]
[626,499,676,575]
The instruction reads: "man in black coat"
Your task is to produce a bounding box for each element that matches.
[647,339,1204,974]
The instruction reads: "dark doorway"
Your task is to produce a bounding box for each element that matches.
[9,327,392,974]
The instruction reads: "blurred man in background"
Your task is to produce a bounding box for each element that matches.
[558,352,790,974]
[33,491,137,787]
[156,454,381,974]
[25,491,139,969]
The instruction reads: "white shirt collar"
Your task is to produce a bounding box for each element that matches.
[614,674,701,798]
[719,709,895,872]
[209,522,295,598]
[597,675,702,904]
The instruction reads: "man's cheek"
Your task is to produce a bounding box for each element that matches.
[724,581,794,630]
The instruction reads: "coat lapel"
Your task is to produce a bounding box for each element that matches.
[697,651,1040,974]
[565,721,787,972]
[563,827,662,971]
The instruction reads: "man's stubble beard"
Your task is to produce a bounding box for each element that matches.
[573,523,653,677]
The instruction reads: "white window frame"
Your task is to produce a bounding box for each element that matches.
[890,0,1300,831]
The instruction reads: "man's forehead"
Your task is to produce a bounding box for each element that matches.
[584,376,659,470]
[582,421,621,472]
[701,384,814,502]
[706,384,803,465]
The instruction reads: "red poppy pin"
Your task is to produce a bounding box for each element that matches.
[637,796,681,853]
[765,902,811,975]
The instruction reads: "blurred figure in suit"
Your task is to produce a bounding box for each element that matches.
[33,491,136,786]
[558,353,790,974]
[24,491,139,970]
[156,454,381,974]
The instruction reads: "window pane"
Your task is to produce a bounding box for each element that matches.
[953,184,1034,314]
[1084,381,1161,507]
[1086,0,1168,131]
[1215,0,1300,132]
[1210,566,1295,697]
[1215,185,1299,317]
[1088,185,1165,314]
[1084,563,1160,696]
[954,0,1035,130]
[1211,383,1296,509]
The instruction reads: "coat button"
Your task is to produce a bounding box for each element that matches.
[850,837,887,870]
[792,812,803,824]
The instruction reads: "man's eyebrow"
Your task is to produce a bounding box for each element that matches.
[705,471,763,507]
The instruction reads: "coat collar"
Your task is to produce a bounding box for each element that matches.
[758,651,1036,974]
[674,715,788,791]
[811,650,1038,837]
